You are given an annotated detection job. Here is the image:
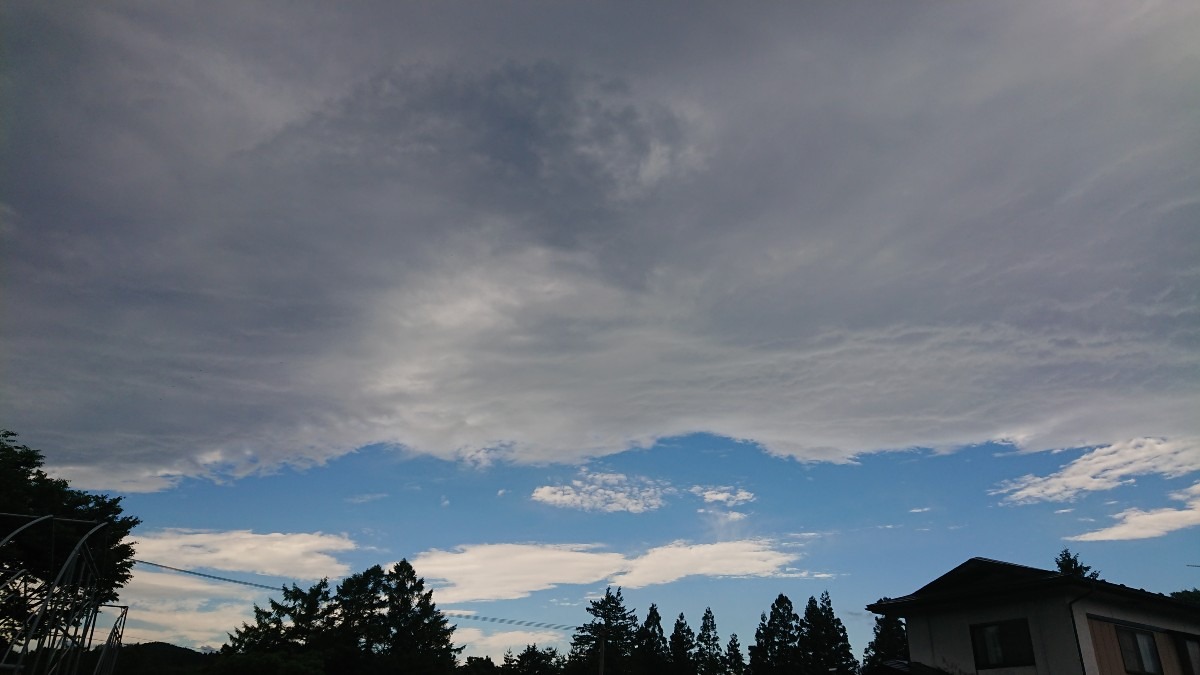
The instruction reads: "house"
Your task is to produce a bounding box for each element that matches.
[867,557,1200,675]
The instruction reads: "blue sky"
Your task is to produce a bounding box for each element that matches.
[3,0,1199,663]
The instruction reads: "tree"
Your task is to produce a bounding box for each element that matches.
[461,656,500,674]
[224,559,460,674]
[0,430,140,643]
[503,644,564,675]
[694,608,722,675]
[1054,548,1100,580]
[1171,588,1200,604]
[862,599,908,672]
[568,587,638,675]
[748,595,799,675]
[722,634,745,675]
[799,592,858,675]
[632,603,670,675]
[668,613,696,675]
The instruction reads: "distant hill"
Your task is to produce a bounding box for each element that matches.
[109,642,216,675]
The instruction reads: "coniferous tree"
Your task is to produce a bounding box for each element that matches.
[632,603,670,675]
[799,592,857,675]
[1054,548,1100,579]
[723,634,745,675]
[748,595,799,675]
[223,559,460,674]
[504,644,564,675]
[462,656,500,674]
[862,600,908,672]
[568,587,639,675]
[669,613,697,675]
[695,608,722,675]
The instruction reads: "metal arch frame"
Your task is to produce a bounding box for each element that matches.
[0,516,129,675]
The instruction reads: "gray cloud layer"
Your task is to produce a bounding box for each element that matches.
[3,1,1197,488]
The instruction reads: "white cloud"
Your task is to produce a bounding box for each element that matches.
[1055,508,1074,514]
[909,507,932,513]
[690,486,755,506]
[993,437,1200,503]
[416,544,626,603]
[415,539,799,603]
[531,471,672,513]
[346,492,388,504]
[453,627,568,662]
[612,540,797,588]
[698,509,749,524]
[117,570,267,649]
[1068,482,1200,541]
[134,529,356,579]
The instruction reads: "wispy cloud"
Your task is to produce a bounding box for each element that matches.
[346,492,388,504]
[690,486,755,506]
[1068,482,1200,541]
[909,507,932,513]
[993,437,1200,504]
[134,529,356,579]
[531,471,673,513]
[415,539,801,603]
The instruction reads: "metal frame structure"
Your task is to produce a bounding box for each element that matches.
[0,515,128,675]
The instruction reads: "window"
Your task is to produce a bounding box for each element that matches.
[970,618,1035,669]
[1116,627,1163,675]
[1178,637,1200,675]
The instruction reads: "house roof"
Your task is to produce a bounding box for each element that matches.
[867,557,1200,618]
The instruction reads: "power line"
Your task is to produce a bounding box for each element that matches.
[133,559,281,590]
[132,559,578,633]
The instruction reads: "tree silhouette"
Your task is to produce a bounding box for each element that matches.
[748,595,799,675]
[694,608,722,675]
[799,592,858,675]
[668,613,697,675]
[1054,548,1100,579]
[632,603,670,675]
[568,587,638,675]
[862,598,908,672]
[723,634,745,675]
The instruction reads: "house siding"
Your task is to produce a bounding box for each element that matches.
[1088,616,1189,675]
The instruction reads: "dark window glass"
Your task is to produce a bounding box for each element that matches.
[1116,627,1163,675]
[970,618,1035,669]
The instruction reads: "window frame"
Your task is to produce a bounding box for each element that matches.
[969,617,1036,670]
[1116,626,1164,675]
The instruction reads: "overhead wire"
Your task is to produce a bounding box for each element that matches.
[132,559,578,632]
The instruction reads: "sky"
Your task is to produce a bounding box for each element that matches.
[2,0,1198,662]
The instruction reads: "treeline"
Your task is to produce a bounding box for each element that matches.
[189,560,908,675]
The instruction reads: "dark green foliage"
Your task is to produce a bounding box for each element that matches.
[568,587,638,675]
[0,430,140,644]
[799,592,857,675]
[223,560,460,674]
[748,595,799,675]
[694,608,722,675]
[723,634,744,675]
[668,612,696,675]
[1172,588,1200,604]
[503,644,564,675]
[1054,548,1100,579]
[632,603,670,674]
[862,599,908,672]
[461,656,500,674]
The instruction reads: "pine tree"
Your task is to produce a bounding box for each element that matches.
[723,634,745,675]
[1055,548,1100,579]
[862,600,908,672]
[504,644,564,675]
[632,603,670,675]
[748,595,799,675]
[695,608,722,675]
[569,587,639,675]
[800,592,858,675]
[669,613,697,675]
